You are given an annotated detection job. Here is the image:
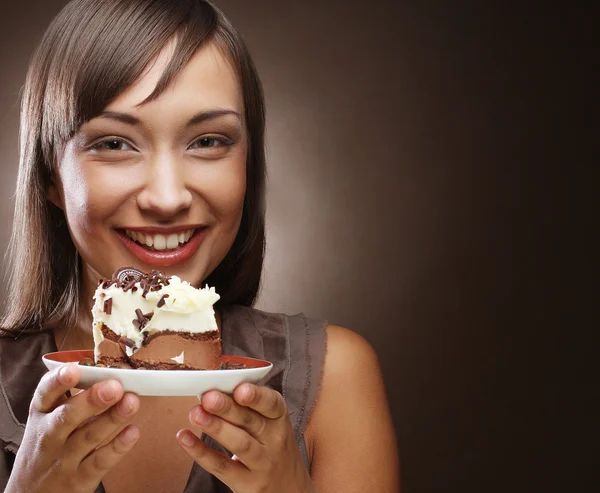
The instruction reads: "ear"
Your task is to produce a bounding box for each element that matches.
[47,181,64,210]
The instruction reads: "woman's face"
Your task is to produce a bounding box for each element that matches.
[49,41,247,293]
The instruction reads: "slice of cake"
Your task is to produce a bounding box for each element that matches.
[91,269,222,370]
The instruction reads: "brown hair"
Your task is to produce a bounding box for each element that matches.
[0,0,266,334]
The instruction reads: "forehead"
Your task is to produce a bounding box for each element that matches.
[104,40,243,116]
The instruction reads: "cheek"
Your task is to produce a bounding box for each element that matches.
[58,153,97,236]
[191,157,247,223]
[57,147,134,237]
[216,168,246,220]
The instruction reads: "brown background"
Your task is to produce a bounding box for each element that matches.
[0,1,588,492]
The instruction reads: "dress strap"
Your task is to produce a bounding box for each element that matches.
[281,313,328,444]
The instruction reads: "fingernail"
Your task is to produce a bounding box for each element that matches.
[209,392,224,411]
[117,394,134,416]
[99,381,117,402]
[193,407,212,427]
[243,385,255,402]
[58,364,74,384]
[120,426,139,444]
[180,432,195,447]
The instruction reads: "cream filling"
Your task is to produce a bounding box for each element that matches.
[171,351,185,364]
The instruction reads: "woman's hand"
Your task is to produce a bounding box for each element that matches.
[5,363,140,493]
[177,384,316,493]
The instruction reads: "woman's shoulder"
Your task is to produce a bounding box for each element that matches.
[323,324,381,377]
[308,324,388,433]
[317,324,384,412]
[222,306,380,379]
[307,326,399,489]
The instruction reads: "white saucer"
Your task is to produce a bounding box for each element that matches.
[43,350,273,396]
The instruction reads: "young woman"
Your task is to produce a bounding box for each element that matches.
[0,1,399,492]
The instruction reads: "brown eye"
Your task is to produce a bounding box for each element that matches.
[189,136,233,150]
[199,137,216,147]
[91,138,133,151]
[193,137,220,148]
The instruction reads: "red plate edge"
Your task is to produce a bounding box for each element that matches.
[44,350,271,368]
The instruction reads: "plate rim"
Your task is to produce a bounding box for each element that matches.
[42,350,274,396]
[42,349,273,373]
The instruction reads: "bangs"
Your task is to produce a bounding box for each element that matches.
[38,0,218,166]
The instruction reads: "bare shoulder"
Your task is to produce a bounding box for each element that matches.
[323,324,382,383]
[307,325,400,492]
[316,325,389,416]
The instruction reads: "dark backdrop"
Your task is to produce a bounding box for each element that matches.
[0,1,589,492]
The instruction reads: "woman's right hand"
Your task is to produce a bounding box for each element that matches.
[5,363,140,493]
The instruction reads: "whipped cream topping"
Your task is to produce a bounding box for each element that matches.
[92,274,220,352]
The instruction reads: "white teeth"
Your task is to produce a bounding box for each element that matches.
[125,228,195,250]
[166,234,179,249]
[153,234,167,250]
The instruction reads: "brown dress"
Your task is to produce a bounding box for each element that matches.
[0,305,327,492]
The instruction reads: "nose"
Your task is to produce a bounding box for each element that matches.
[136,152,192,218]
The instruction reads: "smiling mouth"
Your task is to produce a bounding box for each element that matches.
[122,228,196,251]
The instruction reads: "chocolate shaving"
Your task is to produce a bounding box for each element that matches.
[132,319,142,330]
[135,308,145,324]
[119,337,135,348]
[103,298,112,315]
[157,294,169,307]
[100,268,173,300]
[141,330,149,345]
[143,312,154,320]
[123,279,137,292]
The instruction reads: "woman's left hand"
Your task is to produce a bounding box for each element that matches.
[176,384,316,493]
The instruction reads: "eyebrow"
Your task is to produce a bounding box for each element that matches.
[97,109,242,126]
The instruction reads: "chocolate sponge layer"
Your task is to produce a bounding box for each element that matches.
[96,323,222,370]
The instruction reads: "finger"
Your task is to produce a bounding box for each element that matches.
[201,391,267,442]
[47,379,125,440]
[189,405,263,467]
[177,429,248,488]
[233,384,287,420]
[67,393,140,460]
[31,363,81,414]
[78,425,139,485]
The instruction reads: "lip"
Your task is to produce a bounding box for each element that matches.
[115,227,208,267]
